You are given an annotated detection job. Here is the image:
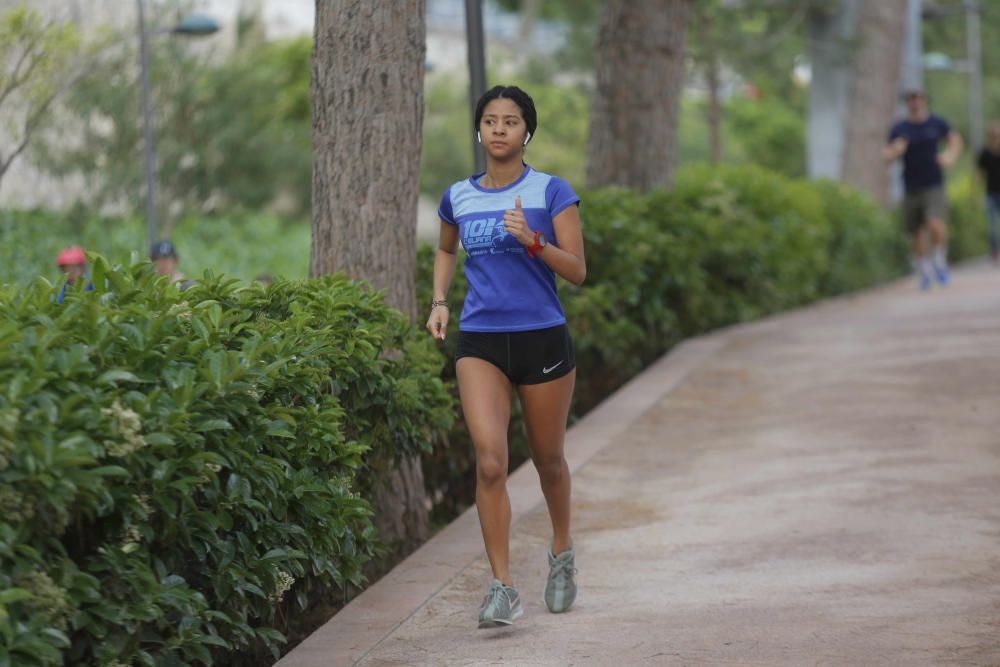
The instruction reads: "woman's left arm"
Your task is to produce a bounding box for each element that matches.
[504,196,586,286]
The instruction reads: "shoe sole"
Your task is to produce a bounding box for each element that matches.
[478,604,523,628]
[543,593,576,614]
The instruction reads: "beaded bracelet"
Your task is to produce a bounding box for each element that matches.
[430,299,449,309]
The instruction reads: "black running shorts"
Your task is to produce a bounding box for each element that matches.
[455,324,576,385]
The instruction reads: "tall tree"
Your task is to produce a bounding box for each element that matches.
[311,1,429,545]
[0,4,79,192]
[586,0,689,191]
[841,0,906,208]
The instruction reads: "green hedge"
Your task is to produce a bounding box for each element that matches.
[946,170,992,261]
[0,261,451,666]
[420,164,909,523]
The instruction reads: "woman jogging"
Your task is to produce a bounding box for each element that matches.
[977,123,1000,263]
[426,85,585,628]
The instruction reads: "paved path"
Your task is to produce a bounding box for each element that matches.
[279,263,1000,667]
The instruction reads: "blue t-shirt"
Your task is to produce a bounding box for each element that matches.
[888,114,952,194]
[438,165,580,332]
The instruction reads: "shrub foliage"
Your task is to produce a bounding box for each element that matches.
[0,262,452,666]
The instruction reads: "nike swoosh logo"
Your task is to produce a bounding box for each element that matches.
[542,361,564,374]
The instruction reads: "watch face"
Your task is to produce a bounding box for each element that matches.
[538,232,548,247]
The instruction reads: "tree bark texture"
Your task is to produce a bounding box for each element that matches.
[841,0,906,209]
[311,0,425,322]
[586,0,689,192]
[311,0,429,545]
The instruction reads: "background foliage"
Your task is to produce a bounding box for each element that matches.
[33,19,311,231]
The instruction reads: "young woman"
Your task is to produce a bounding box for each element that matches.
[977,123,1000,262]
[426,85,586,628]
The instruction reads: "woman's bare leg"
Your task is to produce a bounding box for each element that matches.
[518,370,576,554]
[457,357,514,584]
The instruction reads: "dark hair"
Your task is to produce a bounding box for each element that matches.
[474,85,537,143]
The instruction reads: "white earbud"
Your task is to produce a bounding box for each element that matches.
[477,131,481,143]
[523,132,531,146]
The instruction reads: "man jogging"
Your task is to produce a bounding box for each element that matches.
[884,88,963,290]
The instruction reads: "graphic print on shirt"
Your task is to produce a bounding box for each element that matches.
[461,216,524,257]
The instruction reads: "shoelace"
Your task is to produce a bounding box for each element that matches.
[550,555,578,582]
[483,582,511,609]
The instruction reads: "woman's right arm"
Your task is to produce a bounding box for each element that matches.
[426,221,460,340]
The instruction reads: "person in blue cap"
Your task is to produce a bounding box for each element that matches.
[150,240,193,289]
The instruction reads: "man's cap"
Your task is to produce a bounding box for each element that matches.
[56,246,86,266]
[150,240,178,260]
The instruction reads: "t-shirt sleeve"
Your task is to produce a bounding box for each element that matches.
[545,176,581,218]
[888,122,903,143]
[936,115,952,139]
[437,186,456,225]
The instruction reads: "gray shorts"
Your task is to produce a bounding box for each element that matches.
[902,186,947,234]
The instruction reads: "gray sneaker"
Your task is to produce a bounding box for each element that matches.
[544,542,577,613]
[478,578,523,628]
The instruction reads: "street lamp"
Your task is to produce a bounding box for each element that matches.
[136,1,219,252]
[464,0,487,174]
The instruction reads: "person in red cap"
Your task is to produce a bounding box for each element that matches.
[56,246,94,303]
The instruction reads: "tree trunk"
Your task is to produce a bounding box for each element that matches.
[841,0,906,208]
[806,1,860,181]
[586,0,689,192]
[519,0,541,46]
[311,0,429,545]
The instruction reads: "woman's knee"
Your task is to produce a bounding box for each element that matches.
[533,454,566,483]
[476,452,508,487]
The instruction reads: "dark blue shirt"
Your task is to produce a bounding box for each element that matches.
[888,114,952,194]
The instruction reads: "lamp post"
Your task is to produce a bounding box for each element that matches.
[136,0,219,251]
[464,0,487,174]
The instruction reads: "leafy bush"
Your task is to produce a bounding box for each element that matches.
[723,97,807,178]
[420,163,906,522]
[945,170,991,262]
[0,260,452,666]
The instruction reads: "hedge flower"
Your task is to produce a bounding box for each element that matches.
[0,485,34,522]
[101,399,147,457]
[19,570,71,630]
[269,570,295,603]
[0,407,18,470]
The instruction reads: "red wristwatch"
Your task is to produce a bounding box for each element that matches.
[527,231,548,259]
